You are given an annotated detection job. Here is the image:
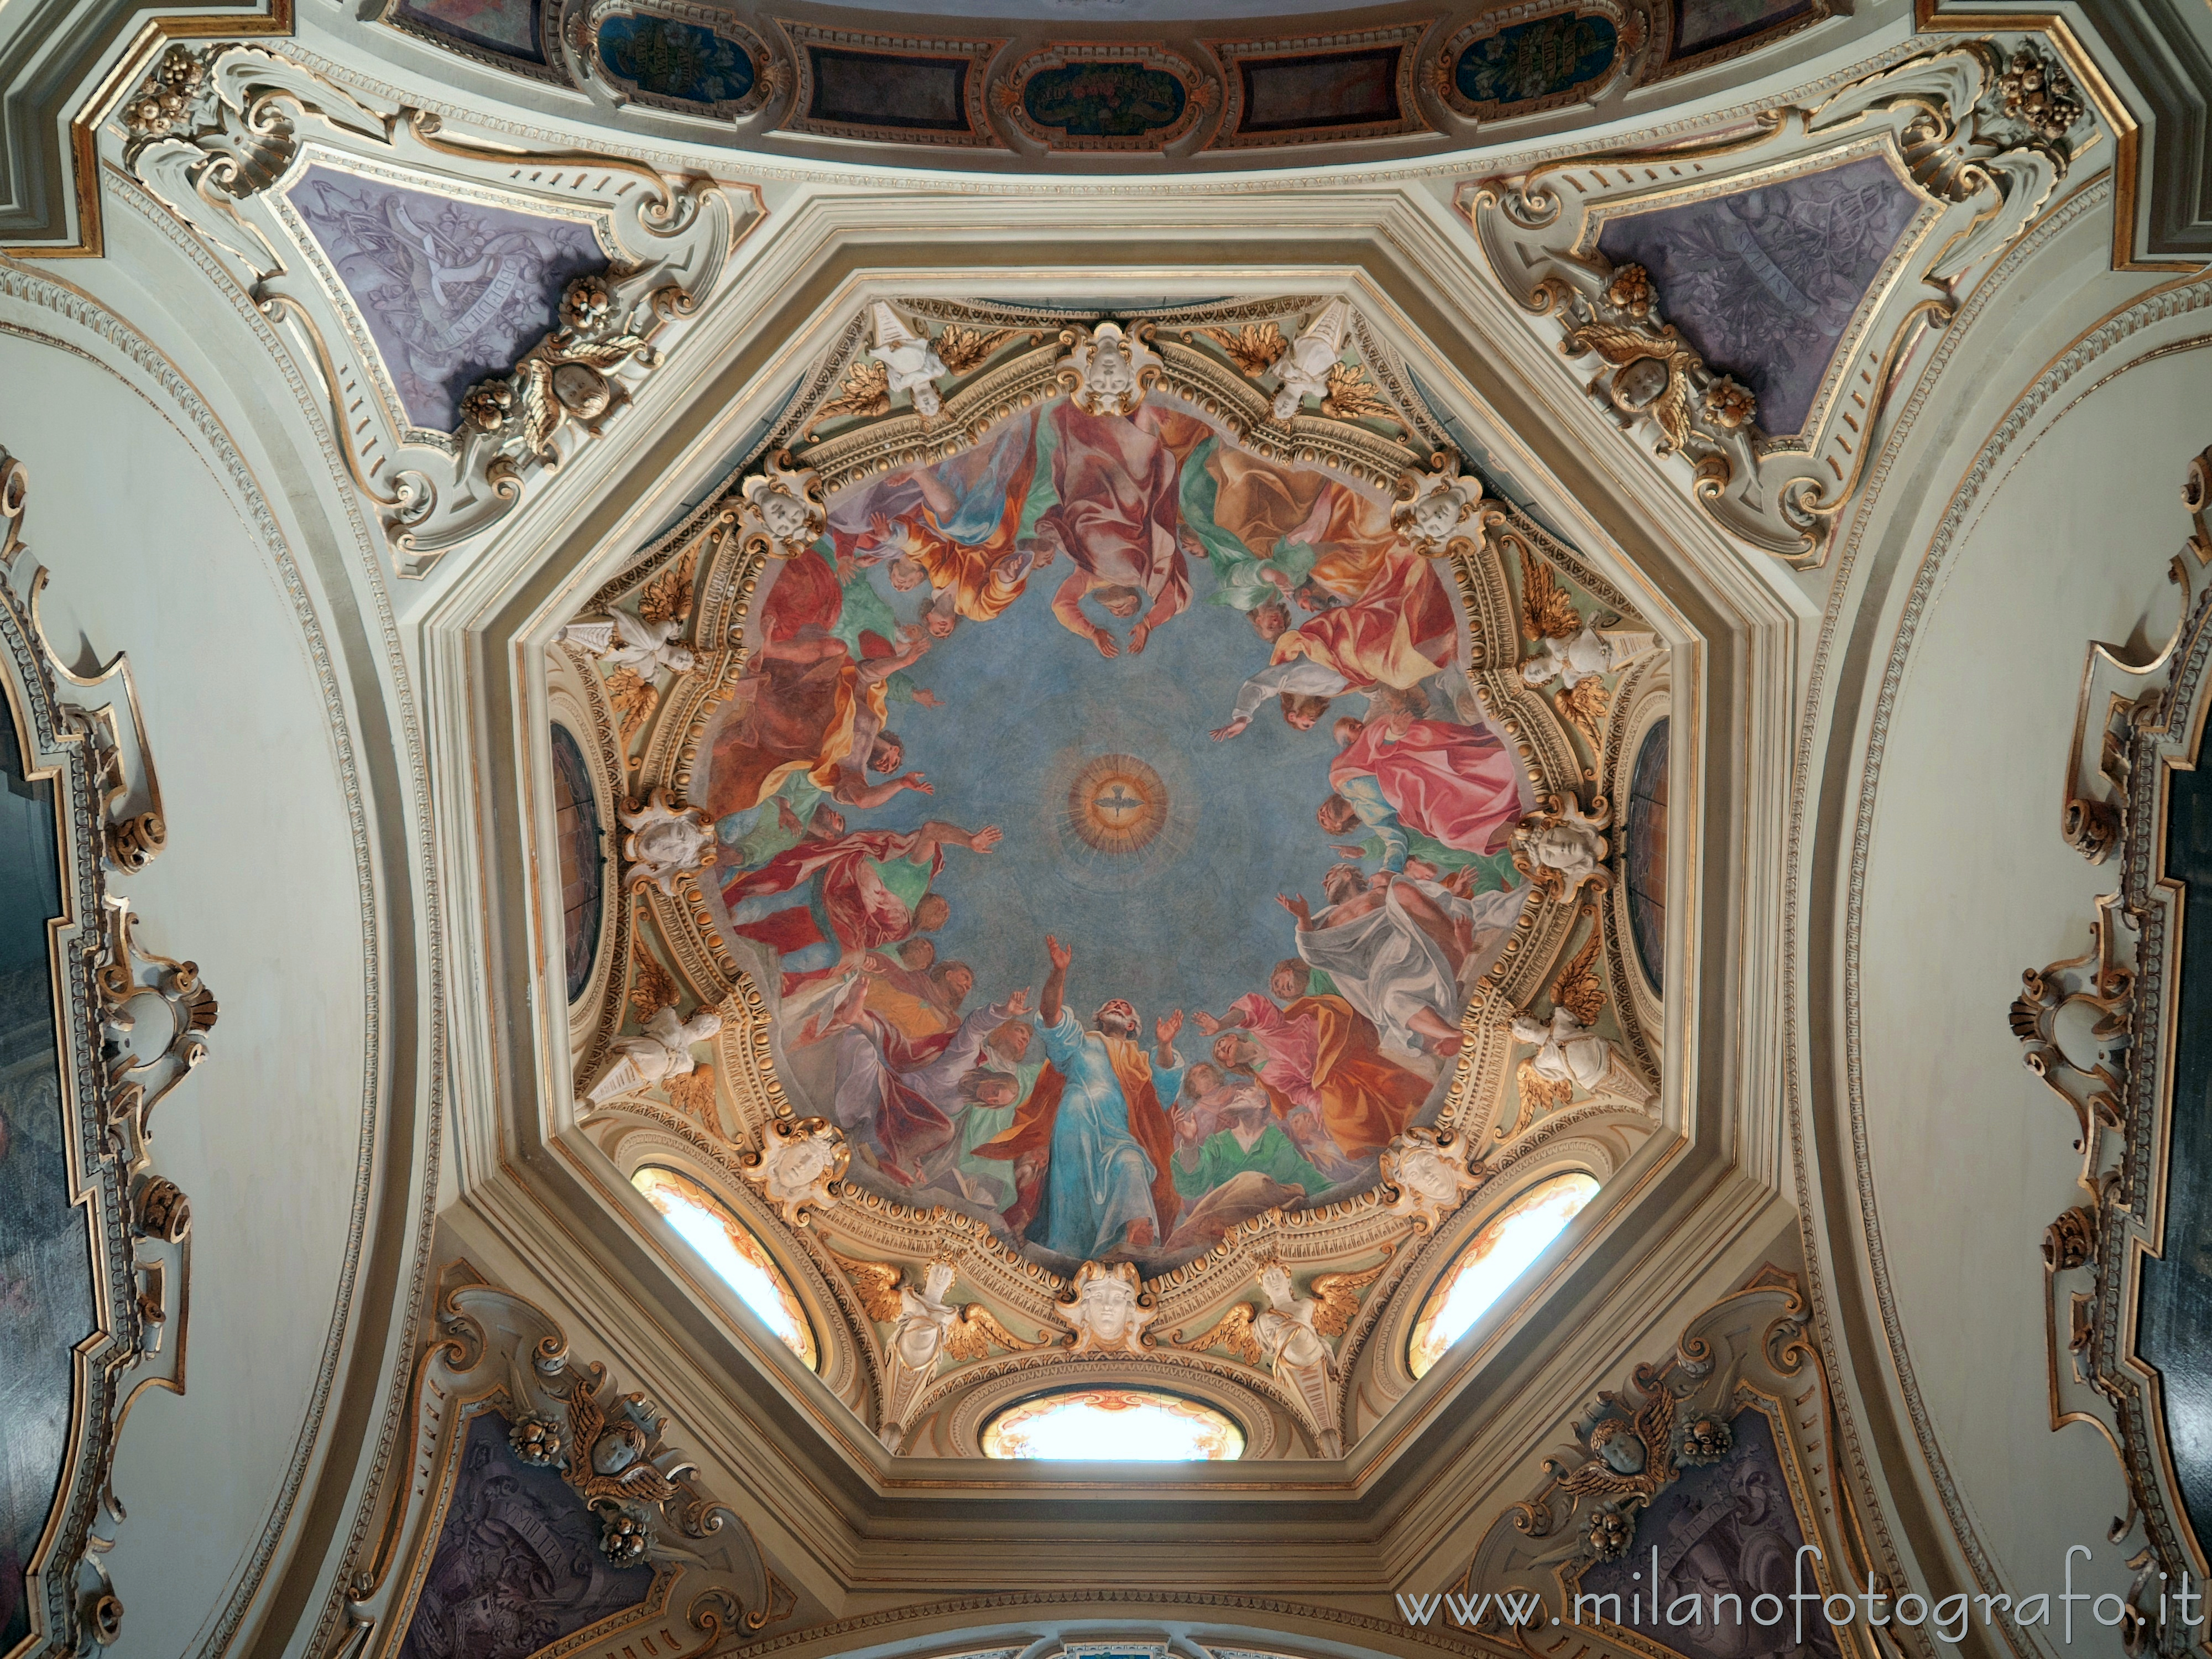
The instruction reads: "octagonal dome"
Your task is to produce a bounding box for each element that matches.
[552,296,1672,1459]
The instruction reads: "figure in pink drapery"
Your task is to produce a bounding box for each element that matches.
[1224,992,1324,1112]
[1269,543,1455,692]
[1329,714,1522,855]
[1037,401,1192,657]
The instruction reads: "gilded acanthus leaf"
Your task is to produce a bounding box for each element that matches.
[662,1062,715,1121]
[518,358,559,457]
[1198,322,1286,379]
[1520,549,1583,641]
[1320,361,1397,425]
[1174,1300,1265,1365]
[1516,1056,1574,1119]
[629,935,676,1024]
[550,333,650,372]
[605,665,657,750]
[934,324,1019,378]
[813,357,891,427]
[637,547,697,628]
[943,1302,1037,1362]
[1555,674,1610,754]
[828,1249,908,1324]
[1309,1256,1388,1339]
[1552,926,1605,1028]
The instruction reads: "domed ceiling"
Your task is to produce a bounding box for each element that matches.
[552,296,1671,1458]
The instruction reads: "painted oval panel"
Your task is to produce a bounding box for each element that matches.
[982,1387,1244,1460]
[1455,13,1617,108]
[1022,62,1187,139]
[1626,717,1668,992]
[598,13,757,105]
[1407,1172,1599,1378]
[550,723,605,1004]
[633,1166,818,1368]
[0,688,80,1653]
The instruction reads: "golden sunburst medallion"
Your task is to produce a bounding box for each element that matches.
[1065,754,1168,856]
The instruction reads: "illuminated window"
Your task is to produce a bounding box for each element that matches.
[1407,1172,1599,1379]
[981,1388,1245,1461]
[550,724,605,1004]
[632,1167,817,1370]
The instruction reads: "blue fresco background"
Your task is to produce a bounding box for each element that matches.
[834,556,1382,1027]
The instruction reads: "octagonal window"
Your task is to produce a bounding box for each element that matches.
[633,1166,817,1369]
[1407,1172,1599,1379]
[981,1387,1245,1461]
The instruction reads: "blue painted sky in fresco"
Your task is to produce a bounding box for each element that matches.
[860,564,1362,1027]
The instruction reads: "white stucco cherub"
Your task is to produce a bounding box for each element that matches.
[1380,1127,1486,1230]
[1055,1259,1155,1354]
[619,789,716,895]
[741,1115,848,1223]
[1509,1005,1655,1112]
[867,302,952,419]
[560,609,696,677]
[1521,625,1660,691]
[836,1253,1036,1449]
[1266,299,1352,421]
[585,1001,722,1106]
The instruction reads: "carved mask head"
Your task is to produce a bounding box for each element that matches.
[1259,1263,1295,1307]
[1087,340,1135,398]
[1590,1417,1646,1475]
[591,1420,649,1476]
[759,488,812,543]
[1081,1275,1135,1337]
[1411,486,1471,542]
[1612,357,1671,413]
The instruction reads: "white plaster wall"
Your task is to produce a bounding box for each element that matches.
[0,338,373,1658]
[1856,346,2212,1625]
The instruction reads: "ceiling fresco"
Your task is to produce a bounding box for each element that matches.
[556,296,1672,1457]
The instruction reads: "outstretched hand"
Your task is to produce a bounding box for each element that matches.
[1091,627,1119,660]
[1193,1010,1222,1036]
[1333,844,1366,860]
[899,772,934,796]
[1046,933,1072,972]
[968,825,1004,854]
[1209,717,1250,743]
[1005,987,1032,1016]
[1128,621,1151,655]
[1156,1009,1184,1047]
[910,688,944,709]
[1277,891,1314,927]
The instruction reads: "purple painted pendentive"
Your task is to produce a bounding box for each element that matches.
[1595,156,1920,436]
[397,1411,654,1659]
[290,166,603,434]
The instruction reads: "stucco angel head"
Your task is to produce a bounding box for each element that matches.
[1258,1262,1296,1308]
[1271,383,1303,423]
[1060,322,1157,418]
[911,380,943,419]
[1610,354,1672,414]
[1394,1138,1464,1203]
[741,458,826,555]
[1062,1259,1150,1350]
[1396,458,1484,552]
[1589,1415,1646,1476]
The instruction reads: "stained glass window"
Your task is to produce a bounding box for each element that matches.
[632,1167,816,1369]
[981,1388,1245,1460]
[1407,1173,1599,1378]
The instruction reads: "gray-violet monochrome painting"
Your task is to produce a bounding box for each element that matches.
[290,166,604,435]
[1595,156,1921,436]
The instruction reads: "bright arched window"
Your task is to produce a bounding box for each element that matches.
[633,1166,818,1370]
[981,1388,1245,1460]
[1407,1172,1599,1379]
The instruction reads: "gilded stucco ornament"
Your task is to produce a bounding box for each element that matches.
[1394,453,1489,556]
[585,996,723,1107]
[343,1281,792,1652]
[2005,456,2212,1642]
[114,43,737,576]
[619,787,717,895]
[1055,1259,1156,1353]
[1512,794,1611,899]
[0,452,213,1658]
[834,1254,1041,1449]
[1379,1127,1486,1230]
[740,1115,849,1224]
[738,456,828,559]
[1171,1259,1382,1457]
[1057,322,1161,418]
[1468,37,2090,562]
[1464,1272,1874,1640]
